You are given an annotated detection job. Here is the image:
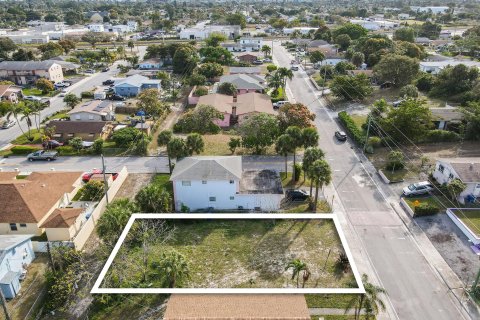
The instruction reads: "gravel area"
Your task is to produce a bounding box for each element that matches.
[114,173,155,200]
[416,213,480,286]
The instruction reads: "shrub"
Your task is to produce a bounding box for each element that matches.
[92,139,104,154]
[267,64,277,72]
[368,136,382,148]
[80,180,104,201]
[425,130,460,142]
[81,91,94,99]
[10,146,39,155]
[111,127,142,147]
[414,202,440,216]
[57,146,76,155]
[293,163,302,182]
[338,111,365,146]
[194,86,208,96]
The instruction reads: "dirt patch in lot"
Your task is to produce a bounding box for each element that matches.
[416,214,480,285]
[115,173,155,200]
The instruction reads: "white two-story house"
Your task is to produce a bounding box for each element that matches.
[433,158,480,203]
[68,100,115,121]
[170,156,283,212]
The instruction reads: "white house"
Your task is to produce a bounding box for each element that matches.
[180,25,240,40]
[87,24,105,33]
[170,156,284,212]
[419,60,480,74]
[433,158,480,203]
[349,19,398,31]
[127,20,138,31]
[283,27,317,35]
[0,235,35,299]
[410,6,449,14]
[68,100,115,121]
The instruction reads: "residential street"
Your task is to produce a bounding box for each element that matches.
[272,41,467,320]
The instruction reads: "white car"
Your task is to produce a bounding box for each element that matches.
[59,89,69,97]
[402,181,434,197]
[1,120,15,129]
[273,100,289,109]
[23,95,42,102]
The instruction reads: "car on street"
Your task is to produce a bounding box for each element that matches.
[109,94,126,101]
[102,67,110,72]
[102,79,115,85]
[252,60,263,65]
[402,181,434,197]
[273,100,288,109]
[335,131,347,141]
[23,95,42,102]
[27,150,58,161]
[85,69,95,74]
[1,120,15,129]
[290,65,299,71]
[42,140,63,149]
[55,81,71,88]
[59,89,69,97]
[263,58,272,63]
[285,189,309,201]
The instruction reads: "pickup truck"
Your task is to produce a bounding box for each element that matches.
[27,150,58,161]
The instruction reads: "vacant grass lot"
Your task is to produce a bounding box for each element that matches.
[105,219,356,289]
[454,209,480,237]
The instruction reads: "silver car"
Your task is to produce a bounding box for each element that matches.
[402,181,433,197]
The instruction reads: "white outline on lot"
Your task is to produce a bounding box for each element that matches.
[91,213,365,294]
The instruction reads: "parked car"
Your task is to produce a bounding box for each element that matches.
[82,169,118,182]
[1,120,15,129]
[273,100,288,109]
[23,95,42,102]
[252,60,263,65]
[402,181,434,197]
[42,140,63,149]
[263,58,272,63]
[285,189,309,201]
[290,65,299,71]
[335,131,347,141]
[59,89,69,97]
[102,79,115,85]
[84,69,95,74]
[109,94,126,101]
[27,150,58,161]
[55,81,71,88]
[102,67,110,72]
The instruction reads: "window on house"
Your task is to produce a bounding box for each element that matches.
[9,223,17,231]
[229,180,234,184]
[449,173,454,180]
[230,196,234,200]
[209,197,216,202]
[88,115,94,120]
[182,181,191,186]
[438,164,444,173]
[202,181,207,184]
[75,115,81,120]
[20,223,27,227]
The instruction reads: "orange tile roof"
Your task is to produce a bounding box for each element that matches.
[163,294,311,320]
[0,172,82,223]
[40,208,83,228]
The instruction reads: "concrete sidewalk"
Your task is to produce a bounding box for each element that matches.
[309,308,365,316]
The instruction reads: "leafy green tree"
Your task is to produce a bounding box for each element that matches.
[419,21,442,39]
[462,102,480,140]
[187,73,207,86]
[394,27,415,42]
[205,32,227,47]
[135,184,172,212]
[199,46,233,65]
[276,134,294,175]
[226,13,246,28]
[355,36,393,66]
[69,137,83,152]
[38,42,64,60]
[58,39,76,54]
[386,150,404,172]
[373,54,419,87]
[261,45,271,57]
[156,250,190,288]
[302,127,319,148]
[81,31,102,48]
[228,137,242,154]
[309,159,332,211]
[394,41,425,59]
[12,48,35,61]
[196,62,223,79]
[97,199,137,245]
[167,137,189,164]
[267,71,282,95]
[446,179,467,202]
[137,88,169,120]
[285,259,308,288]
[351,52,365,67]
[415,73,435,92]
[0,37,17,59]
[335,34,351,51]
[332,23,368,40]
[36,78,54,94]
[92,139,103,154]
[65,11,84,25]
[335,61,356,75]
[330,74,373,101]
[400,84,419,98]
[217,82,237,95]
[238,113,279,154]
[80,180,104,201]
[174,105,223,134]
[314,25,332,41]
[277,67,294,89]
[111,127,143,147]
[346,274,387,320]
[309,51,325,64]
[277,103,316,131]
[186,133,204,155]
[267,64,278,73]
[302,147,325,196]
[173,44,198,75]
[63,93,80,108]
[430,64,479,97]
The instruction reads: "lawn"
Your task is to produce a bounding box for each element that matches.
[305,294,359,308]
[269,87,285,101]
[349,114,367,131]
[281,172,312,189]
[381,168,408,182]
[311,316,373,320]
[454,209,480,238]
[403,195,447,210]
[151,174,173,196]
[11,128,43,144]
[103,219,356,289]
[22,88,44,96]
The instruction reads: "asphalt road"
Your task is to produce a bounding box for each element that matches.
[272,42,466,320]
[0,46,148,149]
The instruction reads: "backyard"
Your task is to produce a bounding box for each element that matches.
[454,209,480,238]
[103,219,356,289]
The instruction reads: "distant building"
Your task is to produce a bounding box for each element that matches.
[87,24,105,33]
[113,74,162,97]
[410,6,449,14]
[283,27,317,35]
[5,32,49,44]
[349,19,398,31]
[0,61,63,85]
[47,120,113,142]
[138,58,163,70]
[180,24,241,40]
[68,100,115,122]
[419,60,480,74]
[219,74,266,94]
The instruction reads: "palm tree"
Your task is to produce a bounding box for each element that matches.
[302,127,319,148]
[20,106,34,141]
[186,133,204,155]
[275,134,294,176]
[156,250,190,288]
[157,130,173,172]
[302,147,325,195]
[6,103,27,136]
[266,71,282,96]
[285,259,308,288]
[127,40,135,53]
[277,67,293,90]
[345,274,387,320]
[167,137,188,174]
[25,100,45,132]
[285,126,303,182]
[309,159,332,211]
[261,44,271,57]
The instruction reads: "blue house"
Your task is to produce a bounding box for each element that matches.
[138,58,163,70]
[0,235,35,299]
[114,74,161,97]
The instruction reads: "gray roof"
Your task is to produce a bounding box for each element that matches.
[431,107,463,122]
[308,40,330,47]
[170,156,242,181]
[0,271,19,285]
[229,67,261,74]
[0,61,58,71]
[46,60,80,70]
[0,234,34,252]
[115,74,161,88]
[219,74,266,91]
[439,158,480,183]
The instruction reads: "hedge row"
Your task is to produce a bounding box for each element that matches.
[10,146,40,155]
[424,130,461,143]
[338,111,365,146]
[414,202,440,216]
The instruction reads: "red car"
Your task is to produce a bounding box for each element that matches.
[82,169,118,182]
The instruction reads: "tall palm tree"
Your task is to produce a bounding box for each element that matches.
[285,126,303,182]
[345,274,387,320]
[261,45,271,57]
[277,67,293,90]
[275,134,294,176]
[20,106,34,141]
[302,147,325,195]
[25,100,45,132]
[309,159,332,211]
[267,71,282,96]
[302,127,319,148]
[156,250,190,288]
[285,259,308,288]
[7,103,27,137]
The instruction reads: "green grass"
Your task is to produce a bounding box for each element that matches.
[105,219,356,289]
[311,316,373,320]
[22,88,44,96]
[306,294,359,308]
[269,87,285,101]
[151,174,173,196]
[404,195,447,210]
[88,295,168,320]
[349,114,367,131]
[11,129,43,144]
[453,209,480,238]
[381,168,407,182]
[280,172,312,189]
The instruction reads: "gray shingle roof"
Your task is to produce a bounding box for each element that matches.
[219,74,266,91]
[0,61,57,71]
[170,156,242,181]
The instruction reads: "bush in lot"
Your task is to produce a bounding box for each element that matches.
[386,150,405,171]
[10,146,39,155]
[69,137,83,152]
[111,127,143,147]
[338,111,365,146]
[92,139,103,154]
[173,105,223,134]
[368,136,382,148]
[425,130,460,142]
[57,146,75,155]
[194,86,208,96]
[414,202,440,216]
[80,180,104,201]
[81,91,94,99]
[293,163,302,182]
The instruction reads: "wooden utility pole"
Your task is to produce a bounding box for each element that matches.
[0,289,12,320]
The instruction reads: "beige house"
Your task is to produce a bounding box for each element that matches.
[0,61,63,85]
[0,172,82,236]
[0,84,20,103]
[47,120,113,142]
[68,100,115,121]
[40,208,85,241]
